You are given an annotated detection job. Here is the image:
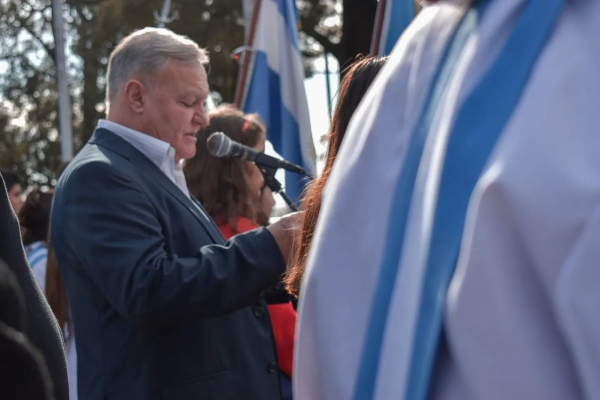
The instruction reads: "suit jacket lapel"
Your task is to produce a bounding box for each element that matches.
[90,129,225,244]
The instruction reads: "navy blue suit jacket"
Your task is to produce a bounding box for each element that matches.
[51,129,286,399]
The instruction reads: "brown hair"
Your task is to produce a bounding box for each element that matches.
[285,55,387,297]
[184,104,267,228]
[19,189,53,246]
[45,162,72,333]
[46,238,71,331]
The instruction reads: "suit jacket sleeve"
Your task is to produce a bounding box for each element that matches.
[58,161,286,324]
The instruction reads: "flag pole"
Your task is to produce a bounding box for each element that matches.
[156,0,172,28]
[51,0,73,162]
[324,52,333,121]
[154,0,179,28]
[235,0,262,109]
[370,0,388,55]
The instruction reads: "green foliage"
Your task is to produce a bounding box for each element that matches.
[299,0,377,72]
[0,0,246,186]
[0,0,63,186]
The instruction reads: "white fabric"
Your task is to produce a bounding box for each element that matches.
[97,119,191,198]
[295,0,600,399]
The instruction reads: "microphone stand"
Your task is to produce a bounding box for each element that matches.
[259,165,299,212]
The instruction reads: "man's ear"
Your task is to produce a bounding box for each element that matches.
[124,79,146,114]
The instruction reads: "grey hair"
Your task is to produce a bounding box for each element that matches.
[106,27,209,107]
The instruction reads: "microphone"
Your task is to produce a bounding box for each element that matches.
[206,132,311,176]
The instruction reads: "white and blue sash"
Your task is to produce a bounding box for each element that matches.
[295,0,573,399]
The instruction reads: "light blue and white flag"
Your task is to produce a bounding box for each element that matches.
[240,0,315,204]
[294,0,596,400]
[371,0,415,56]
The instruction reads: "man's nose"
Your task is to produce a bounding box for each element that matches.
[194,109,210,128]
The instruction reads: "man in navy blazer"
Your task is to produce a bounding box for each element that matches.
[51,27,299,400]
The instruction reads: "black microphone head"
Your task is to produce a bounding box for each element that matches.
[206,132,232,158]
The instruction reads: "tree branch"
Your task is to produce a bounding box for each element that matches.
[19,21,56,63]
[299,1,341,59]
[301,22,339,57]
[64,0,107,4]
[0,54,21,62]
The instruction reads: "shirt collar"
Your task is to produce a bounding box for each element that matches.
[97,119,174,170]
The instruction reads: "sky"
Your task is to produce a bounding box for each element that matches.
[304,53,341,168]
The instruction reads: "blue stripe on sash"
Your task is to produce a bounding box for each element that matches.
[406,1,567,399]
[352,8,480,400]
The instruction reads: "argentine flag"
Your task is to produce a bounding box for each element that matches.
[372,0,415,55]
[240,0,315,204]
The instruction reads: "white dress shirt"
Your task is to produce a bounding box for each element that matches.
[97,119,191,198]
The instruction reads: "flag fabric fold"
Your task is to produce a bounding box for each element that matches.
[240,0,315,204]
[372,0,416,56]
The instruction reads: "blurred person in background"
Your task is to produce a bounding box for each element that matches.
[1,170,24,214]
[186,105,274,235]
[185,104,296,400]
[284,55,388,297]
[19,189,53,291]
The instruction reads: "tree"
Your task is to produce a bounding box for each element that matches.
[298,0,377,73]
[0,0,64,186]
[0,0,379,185]
[0,0,246,185]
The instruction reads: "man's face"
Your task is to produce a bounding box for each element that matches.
[8,183,23,214]
[140,61,210,160]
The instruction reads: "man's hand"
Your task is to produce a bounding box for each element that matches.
[267,211,303,266]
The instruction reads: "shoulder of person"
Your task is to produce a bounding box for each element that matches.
[59,150,136,196]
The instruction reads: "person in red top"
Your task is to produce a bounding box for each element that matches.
[184,104,296,399]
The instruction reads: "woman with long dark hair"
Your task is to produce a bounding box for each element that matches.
[285,55,387,297]
[185,104,273,230]
[184,104,294,399]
